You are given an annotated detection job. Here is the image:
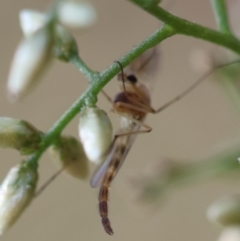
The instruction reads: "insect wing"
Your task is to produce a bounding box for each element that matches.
[119,47,161,93]
[90,140,118,188]
[90,124,140,188]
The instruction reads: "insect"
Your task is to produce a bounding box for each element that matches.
[33,47,240,235]
[90,47,221,235]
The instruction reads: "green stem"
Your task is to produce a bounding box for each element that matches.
[70,55,97,81]
[140,147,240,202]
[219,77,240,113]
[173,149,240,186]
[211,0,232,35]
[129,0,240,54]
[28,24,176,165]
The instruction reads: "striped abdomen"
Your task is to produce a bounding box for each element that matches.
[98,137,130,235]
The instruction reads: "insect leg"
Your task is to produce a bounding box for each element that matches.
[34,165,66,198]
[153,60,240,114]
[101,89,113,104]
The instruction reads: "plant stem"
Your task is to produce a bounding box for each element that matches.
[211,0,232,35]
[219,77,240,113]
[129,0,240,54]
[173,149,240,186]
[139,147,240,202]
[70,55,97,81]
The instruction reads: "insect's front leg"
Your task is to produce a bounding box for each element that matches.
[101,89,114,105]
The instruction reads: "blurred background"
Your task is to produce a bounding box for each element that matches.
[0,0,240,240]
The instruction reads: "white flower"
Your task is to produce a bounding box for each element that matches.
[58,1,97,30]
[7,25,53,101]
[19,9,47,37]
[218,227,240,241]
[0,117,42,155]
[0,163,38,234]
[207,196,240,227]
[19,9,79,62]
[49,136,89,179]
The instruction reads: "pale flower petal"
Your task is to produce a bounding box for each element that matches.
[79,107,112,164]
[49,136,89,179]
[19,9,47,37]
[0,163,38,234]
[218,227,240,241]
[7,26,53,101]
[58,1,97,30]
[207,196,240,227]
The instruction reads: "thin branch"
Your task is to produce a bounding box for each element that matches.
[137,147,240,202]
[219,75,240,113]
[70,55,97,81]
[129,0,240,55]
[211,0,233,35]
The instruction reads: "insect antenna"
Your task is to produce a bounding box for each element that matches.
[114,61,128,93]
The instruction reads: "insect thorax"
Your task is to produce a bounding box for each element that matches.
[113,90,148,121]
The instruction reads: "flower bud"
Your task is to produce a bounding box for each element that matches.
[58,1,97,30]
[78,107,112,164]
[53,25,79,62]
[19,9,78,62]
[218,227,240,241]
[19,9,47,37]
[0,117,42,155]
[49,136,89,179]
[7,24,53,101]
[0,161,38,234]
[207,196,240,227]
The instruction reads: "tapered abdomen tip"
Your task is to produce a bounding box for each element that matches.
[102,217,114,235]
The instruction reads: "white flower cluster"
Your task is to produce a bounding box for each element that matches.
[7,1,97,101]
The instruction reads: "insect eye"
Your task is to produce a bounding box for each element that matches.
[127,75,138,83]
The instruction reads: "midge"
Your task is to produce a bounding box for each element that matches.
[91,47,214,235]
